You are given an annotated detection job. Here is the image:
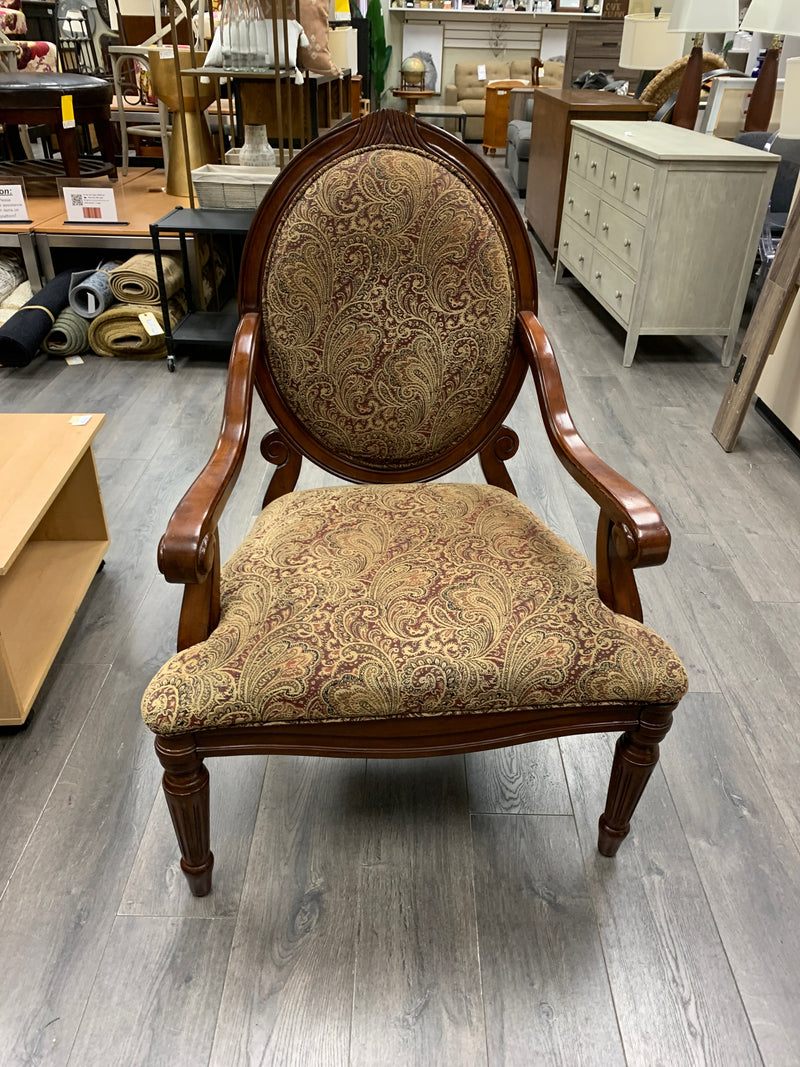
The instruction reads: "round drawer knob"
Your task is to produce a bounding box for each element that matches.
[578,255,585,263]
[624,238,631,248]
[595,271,602,280]
[574,152,580,161]
[584,209,591,217]
[609,171,617,180]
[632,182,641,192]
[563,240,569,248]
[591,161,598,169]
[602,223,609,232]
[615,290,622,300]
[568,196,574,206]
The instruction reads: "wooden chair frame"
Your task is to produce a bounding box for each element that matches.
[152,110,679,896]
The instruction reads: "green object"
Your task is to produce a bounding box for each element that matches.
[366,0,392,106]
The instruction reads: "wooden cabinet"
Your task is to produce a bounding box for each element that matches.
[482,80,527,156]
[0,414,109,725]
[555,120,779,367]
[524,88,653,262]
[561,18,640,89]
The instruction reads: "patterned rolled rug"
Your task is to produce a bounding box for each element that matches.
[109,253,184,305]
[0,279,34,327]
[0,250,26,305]
[68,261,122,319]
[88,293,187,359]
[0,271,72,367]
[42,307,90,356]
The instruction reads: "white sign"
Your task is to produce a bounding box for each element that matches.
[63,186,118,224]
[0,184,29,222]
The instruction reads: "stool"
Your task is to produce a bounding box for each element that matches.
[0,71,117,180]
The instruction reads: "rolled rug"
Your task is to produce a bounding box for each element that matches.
[0,271,72,368]
[69,261,122,319]
[88,292,187,359]
[109,253,184,305]
[0,250,26,305]
[4,280,33,310]
[42,306,90,357]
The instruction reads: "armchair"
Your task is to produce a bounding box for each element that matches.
[141,110,688,897]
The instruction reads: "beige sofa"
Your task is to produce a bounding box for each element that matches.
[444,59,532,142]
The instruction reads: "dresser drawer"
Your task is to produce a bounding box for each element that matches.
[603,149,629,200]
[597,200,644,273]
[589,249,635,324]
[558,221,593,282]
[584,142,608,190]
[568,133,589,179]
[563,181,600,236]
[623,159,654,215]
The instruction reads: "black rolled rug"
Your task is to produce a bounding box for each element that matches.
[0,271,72,368]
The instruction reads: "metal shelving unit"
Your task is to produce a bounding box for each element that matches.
[149,205,254,371]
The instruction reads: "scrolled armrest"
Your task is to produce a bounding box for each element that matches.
[158,312,260,584]
[518,309,670,570]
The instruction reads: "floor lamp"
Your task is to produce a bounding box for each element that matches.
[667,0,740,130]
[740,0,800,132]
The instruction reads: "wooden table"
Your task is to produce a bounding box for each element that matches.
[34,169,190,282]
[0,414,110,725]
[391,88,435,116]
[415,102,467,138]
[524,88,654,261]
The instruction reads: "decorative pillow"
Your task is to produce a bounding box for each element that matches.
[297,0,339,75]
[0,7,26,33]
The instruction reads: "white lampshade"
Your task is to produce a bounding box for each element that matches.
[668,0,739,33]
[741,0,800,36]
[781,57,800,137]
[620,14,685,69]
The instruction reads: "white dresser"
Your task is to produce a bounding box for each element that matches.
[554,120,779,367]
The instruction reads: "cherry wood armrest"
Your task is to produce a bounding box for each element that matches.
[518,310,670,572]
[158,312,260,585]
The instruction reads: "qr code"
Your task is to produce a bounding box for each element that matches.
[70,193,83,207]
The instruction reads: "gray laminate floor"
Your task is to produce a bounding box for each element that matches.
[1,153,799,1066]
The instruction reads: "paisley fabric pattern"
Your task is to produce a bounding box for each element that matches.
[142,483,688,736]
[261,146,516,471]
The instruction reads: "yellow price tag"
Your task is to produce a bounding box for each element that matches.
[62,95,75,129]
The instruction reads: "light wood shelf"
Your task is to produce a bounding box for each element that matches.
[0,414,110,725]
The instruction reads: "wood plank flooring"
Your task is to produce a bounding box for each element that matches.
[1,154,799,1065]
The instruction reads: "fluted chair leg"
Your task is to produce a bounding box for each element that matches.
[155,735,214,896]
[598,704,676,857]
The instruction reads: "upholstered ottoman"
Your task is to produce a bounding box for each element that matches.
[0,71,117,180]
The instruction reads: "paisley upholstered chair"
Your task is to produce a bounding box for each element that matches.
[141,110,688,897]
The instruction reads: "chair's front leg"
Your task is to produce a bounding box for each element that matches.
[598,703,677,857]
[155,735,214,896]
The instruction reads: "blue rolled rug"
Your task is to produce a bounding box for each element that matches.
[69,261,121,319]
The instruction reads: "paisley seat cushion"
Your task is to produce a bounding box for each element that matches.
[142,483,688,736]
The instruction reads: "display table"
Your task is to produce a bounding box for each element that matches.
[34,169,190,282]
[555,121,779,367]
[0,413,109,725]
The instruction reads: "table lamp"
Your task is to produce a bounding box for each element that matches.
[668,0,740,129]
[741,0,800,132]
[620,8,685,95]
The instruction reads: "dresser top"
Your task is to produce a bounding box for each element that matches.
[535,88,654,113]
[570,120,782,165]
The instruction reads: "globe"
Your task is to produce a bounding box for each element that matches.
[401,56,426,88]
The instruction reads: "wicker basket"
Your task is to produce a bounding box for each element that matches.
[190,164,280,209]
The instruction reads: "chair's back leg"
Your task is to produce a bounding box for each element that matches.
[155,734,214,896]
[598,703,677,857]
